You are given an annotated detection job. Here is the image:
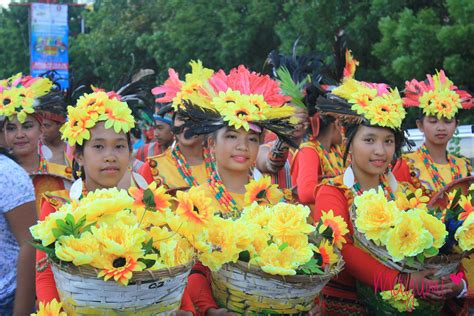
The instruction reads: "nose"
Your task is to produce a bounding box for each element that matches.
[15,127,26,139]
[373,140,386,156]
[235,138,249,152]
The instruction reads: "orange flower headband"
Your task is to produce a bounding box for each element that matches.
[60,90,135,146]
[403,70,472,119]
[0,73,53,123]
[331,78,406,130]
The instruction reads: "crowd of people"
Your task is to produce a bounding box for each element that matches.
[0,41,472,316]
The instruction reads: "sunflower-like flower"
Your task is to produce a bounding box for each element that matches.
[363,88,405,129]
[385,210,434,261]
[244,176,283,206]
[318,210,349,249]
[395,188,429,211]
[129,182,171,227]
[31,299,67,316]
[101,98,135,133]
[458,196,474,221]
[315,239,338,268]
[354,189,401,244]
[96,255,146,286]
[60,105,96,146]
[217,94,258,131]
[380,283,419,312]
[55,232,100,266]
[266,203,315,239]
[174,186,213,226]
[455,212,474,251]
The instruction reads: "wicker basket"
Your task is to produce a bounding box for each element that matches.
[51,260,193,315]
[211,259,344,315]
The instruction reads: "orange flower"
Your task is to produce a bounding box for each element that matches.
[175,187,212,225]
[318,210,349,249]
[244,176,283,206]
[129,182,171,211]
[459,196,474,221]
[97,256,146,286]
[315,240,338,269]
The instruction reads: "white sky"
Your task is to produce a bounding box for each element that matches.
[0,0,10,8]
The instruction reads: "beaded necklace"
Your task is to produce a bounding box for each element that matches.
[352,174,395,201]
[208,171,240,217]
[418,144,461,191]
[313,141,344,178]
[171,144,215,187]
[37,154,48,174]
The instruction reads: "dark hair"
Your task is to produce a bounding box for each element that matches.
[72,132,133,180]
[342,122,406,165]
[318,114,336,136]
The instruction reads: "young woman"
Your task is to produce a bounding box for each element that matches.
[393,70,473,311]
[0,148,37,316]
[34,90,195,314]
[313,77,467,315]
[1,74,73,215]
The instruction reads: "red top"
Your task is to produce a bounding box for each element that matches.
[135,142,162,162]
[35,194,195,314]
[314,184,400,300]
[186,262,219,315]
[292,147,322,205]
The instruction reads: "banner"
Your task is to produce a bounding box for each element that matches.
[30,3,69,89]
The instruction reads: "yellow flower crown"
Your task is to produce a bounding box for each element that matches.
[331,78,406,130]
[0,73,53,123]
[60,91,135,146]
[403,70,472,120]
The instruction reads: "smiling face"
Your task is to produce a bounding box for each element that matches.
[350,125,396,177]
[208,126,260,173]
[75,121,132,191]
[416,115,457,147]
[4,115,42,157]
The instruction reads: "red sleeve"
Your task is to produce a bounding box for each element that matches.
[186,261,218,315]
[35,200,59,303]
[180,288,196,315]
[314,185,400,291]
[392,157,412,183]
[135,144,146,162]
[292,147,320,204]
[138,161,154,184]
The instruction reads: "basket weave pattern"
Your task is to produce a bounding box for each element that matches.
[51,261,192,315]
[211,260,343,314]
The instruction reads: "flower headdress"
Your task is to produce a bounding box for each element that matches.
[60,90,135,146]
[403,70,472,119]
[153,61,297,145]
[0,73,53,123]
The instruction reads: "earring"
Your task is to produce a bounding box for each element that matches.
[75,169,82,178]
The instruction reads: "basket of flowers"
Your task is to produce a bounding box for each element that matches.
[171,197,345,315]
[349,183,474,314]
[31,183,203,315]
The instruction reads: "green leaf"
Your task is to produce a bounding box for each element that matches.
[138,258,156,269]
[423,247,439,258]
[52,228,64,239]
[416,253,425,264]
[142,239,154,254]
[143,188,156,209]
[238,250,250,262]
[278,242,289,251]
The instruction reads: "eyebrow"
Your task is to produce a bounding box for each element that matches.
[362,133,394,138]
[90,137,128,141]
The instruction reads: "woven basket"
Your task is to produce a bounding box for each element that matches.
[211,259,344,315]
[51,260,193,315]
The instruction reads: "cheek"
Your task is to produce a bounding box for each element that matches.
[4,131,15,145]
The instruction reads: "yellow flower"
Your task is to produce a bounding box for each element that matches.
[315,240,338,268]
[96,255,146,286]
[60,105,96,146]
[385,210,434,262]
[266,203,315,239]
[354,189,401,243]
[244,176,283,206]
[174,187,213,226]
[413,208,447,249]
[380,283,419,312]
[55,232,100,266]
[362,88,405,129]
[31,298,66,316]
[458,196,474,221]
[75,188,134,223]
[157,236,194,267]
[218,96,258,131]
[251,243,313,276]
[129,182,171,211]
[247,228,271,257]
[101,98,135,133]
[455,212,474,252]
[419,72,462,120]
[395,188,429,211]
[318,210,349,249]
[240,202,272,227]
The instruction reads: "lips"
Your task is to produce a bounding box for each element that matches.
[14,141,29,147]
[231,155,249,163]
[370,159,387,167]
[101,166,120,174]
[435,134,447,139]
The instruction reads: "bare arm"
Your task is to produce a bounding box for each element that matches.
[6,201,37,315]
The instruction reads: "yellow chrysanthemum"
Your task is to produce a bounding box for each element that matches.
[75,188,134,223]
[251,243,313,276]
[318,210,349,249]
[244,176,283,206]
[363,89,405,129]
[55,232,100,266]
[240,202,272,227]
[380,283,419,312]
[354,189,401,243]
[157,235,194,267]
[395,188,429,211]
[385,210,434,262]
[30,210,69,246]
[315,239,338,268]
[412,208,447,250]
[455,212,474,252]
[266,203,315,239]
[31,298,66,316]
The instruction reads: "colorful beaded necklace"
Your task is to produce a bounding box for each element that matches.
[208,170,240,217]
[37,154,48,174]
[171,144,215,187]
[314,141,344,177]
[418,144,462,191]
[352,174,395,201]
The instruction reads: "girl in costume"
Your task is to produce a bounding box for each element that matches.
[313,76,467,315]
[0,74,73,215]
[34,90,195,314]
[393,70,473,312]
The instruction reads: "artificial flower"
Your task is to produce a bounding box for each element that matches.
[385,210,434,261]
[252,243,313,276]
[96,255,146,286]
[55,232,100,266]
[244,176,283,206]
[458,196,474,221]
[31,298,66,316]
[175,186,213,225]
[240,202,272,227]
[315,240,338,268]
[101,98,135,133]
[318,210,349,249]
[380,283,419,312]
[30,210,69,246]
[266,203,315,239]
[157,235,194,267]
[362,88,405,129]
[91,222,147,258]
[455,212,474,251]
[395,188,429,211]
[354,189,401,243]
[129,182,171,227]
[411,208,447,250]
